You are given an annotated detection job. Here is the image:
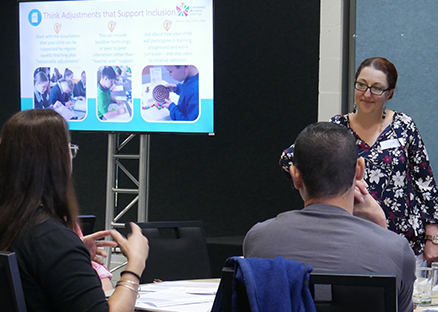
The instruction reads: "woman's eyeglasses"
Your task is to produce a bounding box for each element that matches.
[354,81,390,96]
[70,144,79,159]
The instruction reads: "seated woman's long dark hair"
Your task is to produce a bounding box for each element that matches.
[0,109,79,250]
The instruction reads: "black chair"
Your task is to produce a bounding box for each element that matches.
[0,251,27,312]
[213,261,397,312]
[206,236,244,277]
[309,272,397,312]
[78,215,96,236]
[212,256,315,312]
[127,221,212,283]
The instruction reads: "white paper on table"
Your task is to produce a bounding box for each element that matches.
[53,103,75,120]
[135,281,218,309]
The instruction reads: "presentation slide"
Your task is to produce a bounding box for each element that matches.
[19,0,214,134]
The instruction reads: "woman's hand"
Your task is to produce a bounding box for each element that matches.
[111,223,149,270]
[81,230,118,265]
[107,224,149,312]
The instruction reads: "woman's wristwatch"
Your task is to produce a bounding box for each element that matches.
[425,234,438,245]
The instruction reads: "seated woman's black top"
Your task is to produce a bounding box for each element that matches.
[10,218,108,312]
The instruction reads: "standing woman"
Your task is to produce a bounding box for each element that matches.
[0,109,149,311]
[330,57,438,264]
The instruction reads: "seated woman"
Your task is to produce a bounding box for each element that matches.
[0,109,149,312]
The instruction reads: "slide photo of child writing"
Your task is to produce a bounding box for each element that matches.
[33,67,87,122]
[97,66,133,122]
[141,65,199,122]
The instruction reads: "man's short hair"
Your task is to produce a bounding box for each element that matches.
[293,122,358,198]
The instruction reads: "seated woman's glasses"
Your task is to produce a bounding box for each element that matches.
[70,144,79,159]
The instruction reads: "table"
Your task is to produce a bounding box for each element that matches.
[71,98,86,120]
[415,298,438,311]
[106,279,219,312]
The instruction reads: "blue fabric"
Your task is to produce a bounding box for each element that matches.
[213,256,316,312]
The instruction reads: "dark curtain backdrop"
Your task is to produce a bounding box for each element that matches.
[0,0,320,237]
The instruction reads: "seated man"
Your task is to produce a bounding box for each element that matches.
[243,122,416,312]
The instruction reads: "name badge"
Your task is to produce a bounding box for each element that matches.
[380,138,400,150]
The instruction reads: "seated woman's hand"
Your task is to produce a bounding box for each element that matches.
[111,223,149,271]
[81,230,118,265]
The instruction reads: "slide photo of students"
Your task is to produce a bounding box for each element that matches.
[96,65,133,122]
[36,66,88,122]
[141,65,199,122]
[33,69,51,109]
[63,67,87,121]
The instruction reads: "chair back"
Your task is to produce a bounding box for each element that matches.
[128,221,211,283]
[309,272,397,312]
[0,251,27,312]
[78,215,96,236]
[212,256,316,312]
[213,258,397,312]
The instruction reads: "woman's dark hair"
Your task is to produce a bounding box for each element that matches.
[0,109,79,250]
[355,57,398,99]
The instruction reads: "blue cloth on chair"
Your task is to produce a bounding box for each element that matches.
[213,256,316,312]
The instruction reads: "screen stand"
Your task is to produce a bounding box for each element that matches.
[104,133,150,268]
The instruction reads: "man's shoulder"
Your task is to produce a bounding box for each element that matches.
[245,204,411,250]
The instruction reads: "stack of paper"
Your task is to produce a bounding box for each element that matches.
[135,280,218,312]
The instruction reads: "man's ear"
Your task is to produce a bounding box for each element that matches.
[355,157,365,181]
[289,165,303,189]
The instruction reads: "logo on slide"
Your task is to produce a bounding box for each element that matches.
[28,9,42,26]
[176,3,190,17]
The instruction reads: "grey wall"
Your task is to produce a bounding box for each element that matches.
[355,1,438,170]
[1,0,320,238]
